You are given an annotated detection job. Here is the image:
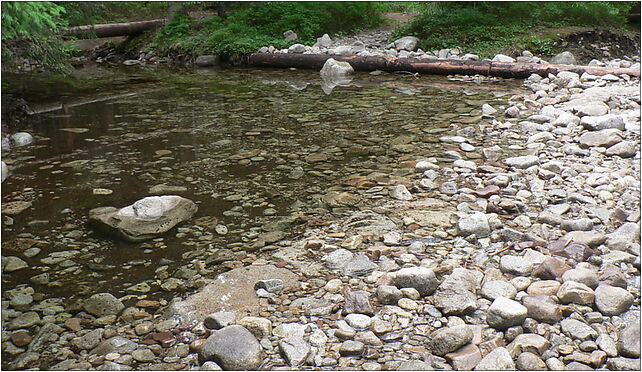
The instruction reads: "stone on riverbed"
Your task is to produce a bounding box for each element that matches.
[200,325,262,370]
[11,132,33,147]
[581,114,625,131]
[89,195,197,242]
[165,265,299,323]
[83,293,125,317]
[578,129,623,148]
[1,161,8,183]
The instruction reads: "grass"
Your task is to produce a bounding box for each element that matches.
[393,2,637,58]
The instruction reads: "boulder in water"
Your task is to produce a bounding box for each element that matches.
[89,195,197,242]
[1,161,8,183]
[11,132,33,147]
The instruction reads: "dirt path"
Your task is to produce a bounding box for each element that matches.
[330,12,419,48]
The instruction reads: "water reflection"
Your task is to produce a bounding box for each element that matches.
[1,67,525,302]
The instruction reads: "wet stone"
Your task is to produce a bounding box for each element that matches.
[83,293,124,317]
[11,331,32,347]
[91,337,138,355]
[7,311,40,330]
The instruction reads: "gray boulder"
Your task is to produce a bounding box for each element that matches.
[561,318,598,340]
[320,58,354,78]
[475,347,515,370]
[89,195,198,242]
[458,213,491,238]
[392,36,420,51]
[279,338,310,367]
[428,325,473,356]
[578,129,623,148]
[492,54,515,63]
[504,155,539,169]
[551,51,576,65]
[594,285,633,315]
[618,320,641,358]
[393,267,439,296]
[288,43,306,54]
[376,285,403,305]
[283,30,298,41]
[314,34,332,48]
[200,325,262,370]
[486,297,528,329]
[605,222,640,251]
[580,114,625,131]
[11,132,33,147]
[91,336,138,355]
[1,161,8,183]
[606,141,637,158]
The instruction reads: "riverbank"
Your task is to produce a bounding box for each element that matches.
[3,65,639,370]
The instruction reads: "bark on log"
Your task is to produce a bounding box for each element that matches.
[248,53,641,78]
[63,19,166,39]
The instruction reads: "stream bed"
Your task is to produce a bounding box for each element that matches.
[1,67,525,368]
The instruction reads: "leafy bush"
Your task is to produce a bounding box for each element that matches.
[1,1,72,71]
[395,1,637,57]
[151,2,383,57]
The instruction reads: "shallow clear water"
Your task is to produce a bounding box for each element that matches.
[1,67,523,308]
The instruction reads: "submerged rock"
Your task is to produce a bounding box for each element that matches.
[89,195,197,242]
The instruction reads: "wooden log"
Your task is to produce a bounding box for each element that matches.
[248,53,640,78]
[62,19,165,39]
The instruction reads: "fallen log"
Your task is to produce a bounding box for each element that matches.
[62,19,165,39]
[248,53,640,79]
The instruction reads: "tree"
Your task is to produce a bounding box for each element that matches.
[1,1,71,72]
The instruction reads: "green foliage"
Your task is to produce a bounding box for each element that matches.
[1,1,72,72]
[151,2,383,57]
[396,1,637,58]
[57,1,169,26]
[2,1,65,39]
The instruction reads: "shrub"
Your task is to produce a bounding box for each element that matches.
[395,2,637,57]
[151,2,383,57]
